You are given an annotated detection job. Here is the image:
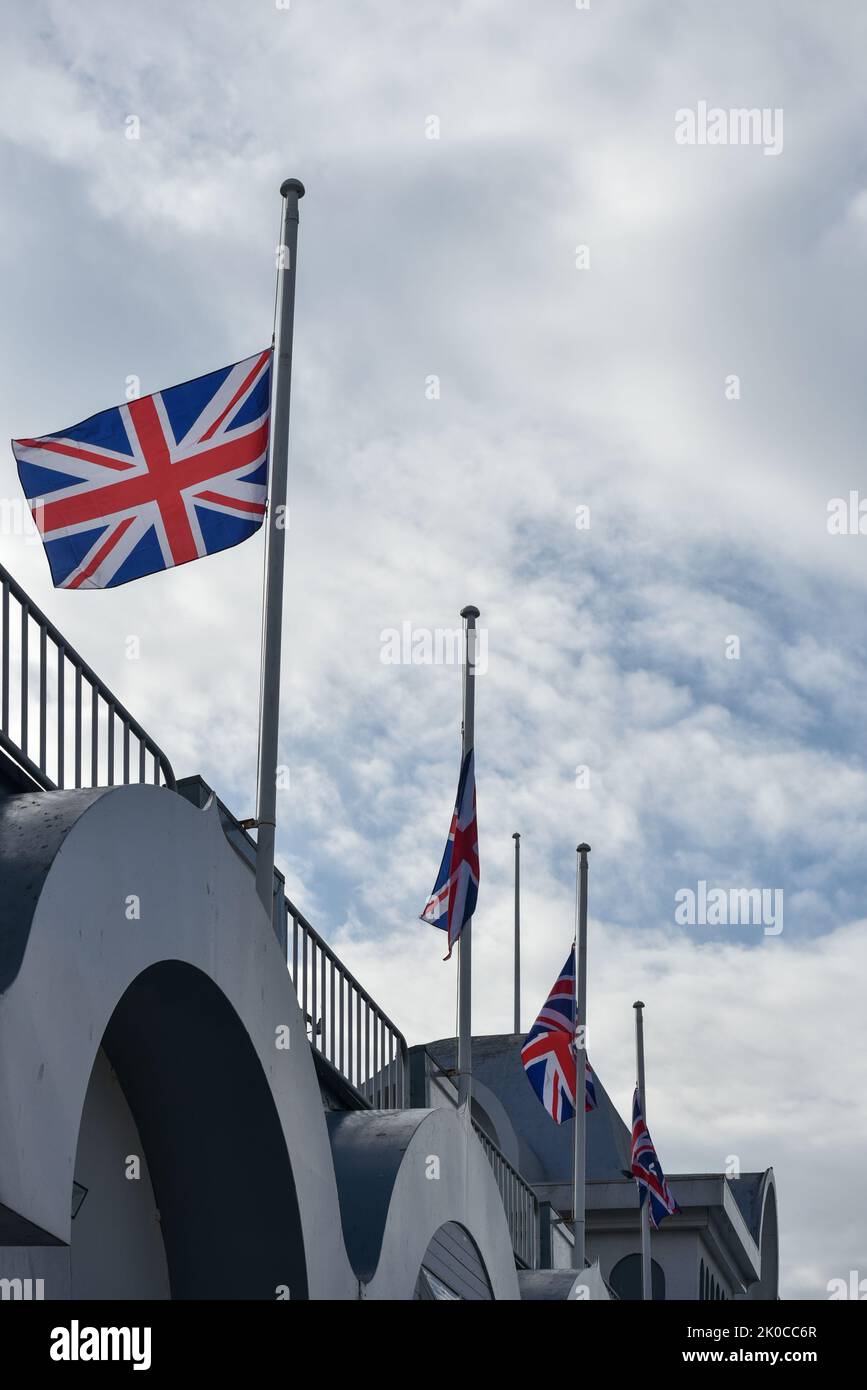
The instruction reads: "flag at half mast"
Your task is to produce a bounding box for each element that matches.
[12,350,272,589]
[521,946,597,1124]
[420,748,479,959]
[630,1088,679,1229]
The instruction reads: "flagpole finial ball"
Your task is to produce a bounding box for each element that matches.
[576,842,591,854]
[512,831,521,841]
[280,178,306,199]
[460,604,480,620]
[633,1000,645,1010]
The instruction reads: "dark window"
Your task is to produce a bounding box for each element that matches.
[609,1254,666,1301]
[412,1222,493,1301]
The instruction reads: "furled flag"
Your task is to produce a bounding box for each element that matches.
[630,1088,679,1229]
[420,748,479,959]
[12,350,272,590]
[521,946,597,1124]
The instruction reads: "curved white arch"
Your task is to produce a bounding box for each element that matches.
[329,1108,521,1300]
[0,784,356,1299]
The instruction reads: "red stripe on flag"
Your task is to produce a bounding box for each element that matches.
[126,396,199,566]
[65,516,136,589]
[195,490,266,515]
[15,438,136,472]
[198,351,271,443]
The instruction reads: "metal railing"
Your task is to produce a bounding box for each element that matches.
[182,784,410,1111]
[0,561,175,791]
[287,900,408,1109]
[1,563,409,1115]
[472,1120,540,1269]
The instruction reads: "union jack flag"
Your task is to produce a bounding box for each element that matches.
[420,748,479,959]
[12,350,272,589]
[631,1088,679,1229]
[521,947,597,1124]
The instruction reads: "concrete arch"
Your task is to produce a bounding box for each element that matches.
[746,1170,779,1300]
[0,785,356,1300]
[88,960,308,1298]
[327,1108,520,1300]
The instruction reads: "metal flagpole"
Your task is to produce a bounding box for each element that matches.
[572,842,590,1269]
[457,603,479,1110]
[254,177,305,923]
[512,831,521,1033]
[634,999,652,1300]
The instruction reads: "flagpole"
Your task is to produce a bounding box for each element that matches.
[255,177,305,923]
[512,831,521,1033]
[572,842,590,1269]
[457,603,479,1110]
[634,999,652,1300]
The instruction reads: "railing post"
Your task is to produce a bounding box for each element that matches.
[538,1201,553,1269]
[38,626,46,774]
[329,960,336,1066]
[302,929,309,1036]
[319,944,326,1053]
[1,578,9,733]
[20,607,28,757]
[56,647,64,788]
[74,666,82,786]
[90,685,98,786]
[107,703,115,785]
[339,972,345,1076]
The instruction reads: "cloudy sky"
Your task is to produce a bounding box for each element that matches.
[2,0,866,1300]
